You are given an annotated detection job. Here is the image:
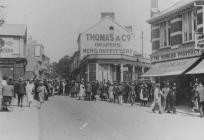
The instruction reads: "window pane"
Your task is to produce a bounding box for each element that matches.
[188,12,192,40]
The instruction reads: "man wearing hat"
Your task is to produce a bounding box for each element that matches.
[167,83,177,114]
[161,82,170,112]
[14,77,26,107]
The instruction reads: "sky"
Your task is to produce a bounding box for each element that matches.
[2,0,181,62]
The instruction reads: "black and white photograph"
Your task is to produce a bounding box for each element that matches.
[0,0,204,140]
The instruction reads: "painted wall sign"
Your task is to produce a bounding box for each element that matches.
[0,37,20,58]
[80,18,139,59]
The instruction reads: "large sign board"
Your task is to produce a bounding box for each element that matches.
[80,19,139,59]
[195,33,204,49]
[151,48,202,62]
[0,37,20,58]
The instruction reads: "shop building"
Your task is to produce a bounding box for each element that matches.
[73,13,151,82]
[0,24,27,79]
[143,0,204,103]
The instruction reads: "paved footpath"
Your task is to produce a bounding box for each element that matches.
[0,98,39,140]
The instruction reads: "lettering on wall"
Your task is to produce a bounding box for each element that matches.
[152,48,200,62]
[86,34,131,42]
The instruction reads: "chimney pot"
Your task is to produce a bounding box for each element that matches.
[101,12,115,20]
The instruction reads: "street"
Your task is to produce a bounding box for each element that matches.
[39,96,204,140]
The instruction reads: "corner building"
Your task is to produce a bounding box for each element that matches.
[0,24,27,79]
[144,0,204,103]
[76,13,151,83]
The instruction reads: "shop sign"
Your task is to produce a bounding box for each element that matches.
[195,33,204,49]
[152,48,200,62]
[194,1,204,6]
[81,33,137,58]
[80,19,138,59]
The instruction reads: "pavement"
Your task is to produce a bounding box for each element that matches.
[0,98,39,140]
[0,96,204,140]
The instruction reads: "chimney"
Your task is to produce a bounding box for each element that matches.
[151,0,159,17]
[125,26,133,32]
[101,12,115,20]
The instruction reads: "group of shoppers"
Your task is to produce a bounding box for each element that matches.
[0,76,54,111]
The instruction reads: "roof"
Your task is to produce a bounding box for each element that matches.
[81,16,135,36]
[147,0,197,24]
[0,24,27,36]
[187,59,204,74]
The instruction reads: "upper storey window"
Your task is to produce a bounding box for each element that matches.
[160,21,170,48]
[182,11,194,43]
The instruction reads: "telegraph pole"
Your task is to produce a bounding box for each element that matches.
[141,31,144,57]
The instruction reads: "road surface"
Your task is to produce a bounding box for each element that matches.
[39,96,204,140]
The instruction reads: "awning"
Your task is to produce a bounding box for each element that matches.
[142,57,199,77]
[186,59,204,75]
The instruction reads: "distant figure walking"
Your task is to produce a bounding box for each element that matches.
[37,81,47,109]
[78,82,85,100]
[195,82,204,117]
[152,83,163,114]
[26,80,35,107]
[15,78,26,107]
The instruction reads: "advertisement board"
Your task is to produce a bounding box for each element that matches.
[0,37,20,58]
[80,18,138,59]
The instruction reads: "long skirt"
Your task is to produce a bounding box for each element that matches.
[39,92,44,103]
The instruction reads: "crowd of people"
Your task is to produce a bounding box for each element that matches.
[1,76,204,118]
[66,79,178,114]
[0,76,56,111]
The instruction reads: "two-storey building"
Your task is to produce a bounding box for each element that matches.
[0,24,27,79]
[74,13,151,83]
[144,0,204,102]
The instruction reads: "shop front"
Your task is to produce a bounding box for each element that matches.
[80,54,151,82]
[143,46,204,103]
[0,24,27,79]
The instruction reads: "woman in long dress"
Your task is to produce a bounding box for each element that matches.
[26,80,34,107]
[108,84,114,102]
[37,81,47,109]
[78,82,85,100]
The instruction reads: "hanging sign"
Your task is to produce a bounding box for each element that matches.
[195,33,204,50]
[194,1,204,6]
